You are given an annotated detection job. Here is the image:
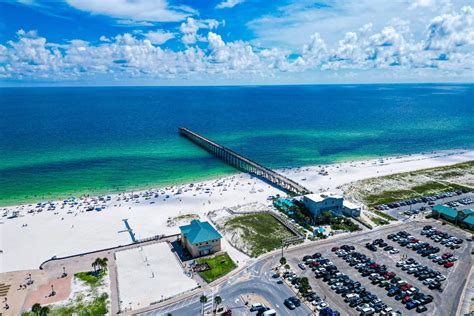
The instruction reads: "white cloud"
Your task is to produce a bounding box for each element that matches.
[99,35,111,42]
[145,30,175,45]
[179,17,220,45]
[216,0,244,9]
[247,0,472,50]
[65,0,194,22]
[1,6,473,83]
[424,6,474,51]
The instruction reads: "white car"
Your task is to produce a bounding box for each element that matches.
[316,302,329,311]
[423,278,434,285]
[436,275,446,281]
[250,303,265,312]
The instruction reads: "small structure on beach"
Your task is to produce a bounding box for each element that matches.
[179,220,222,257]
[302,192,361,218]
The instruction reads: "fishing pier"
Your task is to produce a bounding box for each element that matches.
[179,127,311,196]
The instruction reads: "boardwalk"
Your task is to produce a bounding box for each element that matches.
[179,127,311,196]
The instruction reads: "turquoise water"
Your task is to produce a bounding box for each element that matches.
[0,84,473,206]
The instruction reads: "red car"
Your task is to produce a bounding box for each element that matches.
[442,253,453,259]
[401,284,412,291]
[369,263,379,269]
[444,262,454,268]
[331,247,339,252]
[402,296,412,304]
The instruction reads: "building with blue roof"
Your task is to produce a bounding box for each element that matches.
[432,205,458,221]
[179,220,222,257]
[462,214,474,230]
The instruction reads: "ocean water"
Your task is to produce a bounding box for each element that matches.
[1,84,473,206]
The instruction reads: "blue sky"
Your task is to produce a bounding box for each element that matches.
[0,0,473,86]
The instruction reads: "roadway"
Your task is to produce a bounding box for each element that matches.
[139,219,471,316]
[141,256,313,316]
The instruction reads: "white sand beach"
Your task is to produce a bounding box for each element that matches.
[1,149,473,273]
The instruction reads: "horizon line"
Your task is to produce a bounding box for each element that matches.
[1,81,474,89]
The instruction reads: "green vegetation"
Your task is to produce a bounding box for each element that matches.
[197,253,236,283]
[364,181,471,208]
[23,257,110,316]
[313,211,361,232]
[75,270,106,288]
[74,257,108,288]
[298,277,311,295]
[358,160,473,209]
[370,216,389,226]
[329,217,361,232]
[225,213,295,257]
[273,198,313,230]
[22,290,108,316]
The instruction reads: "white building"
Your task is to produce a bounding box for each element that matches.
[342,200,362,217]
[302,192,360,218]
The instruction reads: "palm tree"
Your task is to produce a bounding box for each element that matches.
[92,259,98,274]
[31,303,42,315]
[284,264,290,271]
[39,306,50,316]
[280,257,287,266]
[101,257,109,271]
[214,295,222,314]
[200,295,208,315]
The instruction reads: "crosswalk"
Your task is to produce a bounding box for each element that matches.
[203,290,214,312]
[140,290,214,316]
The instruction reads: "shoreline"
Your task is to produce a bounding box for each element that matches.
[1,147,472,208]
[1,148,473,273]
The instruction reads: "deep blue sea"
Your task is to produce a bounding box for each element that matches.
[1,84,473,205]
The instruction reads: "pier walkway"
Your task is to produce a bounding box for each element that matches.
[179,127,311,196]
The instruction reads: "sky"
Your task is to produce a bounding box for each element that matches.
[0,0,473,86]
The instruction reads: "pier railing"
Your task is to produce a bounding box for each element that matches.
[179,127,311,196]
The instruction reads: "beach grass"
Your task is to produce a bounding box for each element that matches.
[360,160,473,209]
[370,216,389,226]
[197,253,236,283]
[365,181,471,208]
[224,213,295,257]
[74,270,106,288]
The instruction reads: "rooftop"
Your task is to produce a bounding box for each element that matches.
[459,209,474,216]
[179,220,222,244]
[304,192,343,202]
[462,214,474,226]
[432,205,457,218]
[343,200,361,209]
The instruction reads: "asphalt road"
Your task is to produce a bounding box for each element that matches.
[141,256,313,316]
[140,219,471,316]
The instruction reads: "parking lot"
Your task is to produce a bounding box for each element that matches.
[380,192,473,221]
[285,219,471,315]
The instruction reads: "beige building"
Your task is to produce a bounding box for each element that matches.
[179,220,222,257]
[302,192,361,218]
